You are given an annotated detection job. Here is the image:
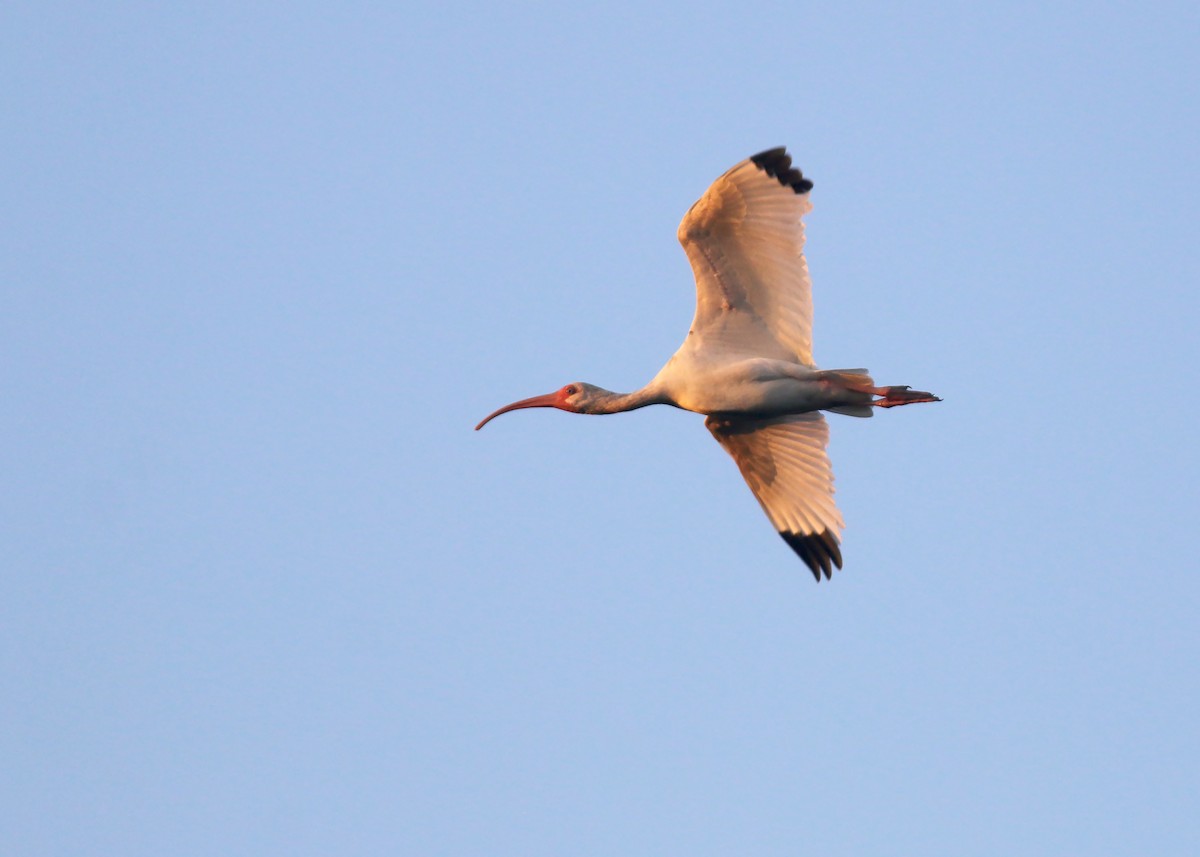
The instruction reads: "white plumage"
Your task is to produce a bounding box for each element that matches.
[477,147,940,580]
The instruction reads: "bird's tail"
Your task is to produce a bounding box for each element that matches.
[821,369,876,418]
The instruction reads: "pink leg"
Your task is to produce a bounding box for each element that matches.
[872,386,942,408]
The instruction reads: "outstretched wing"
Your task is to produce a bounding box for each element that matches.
[677,147,817,366]
[706,412,845,580]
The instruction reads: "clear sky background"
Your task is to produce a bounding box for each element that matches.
[3,2,1198,855]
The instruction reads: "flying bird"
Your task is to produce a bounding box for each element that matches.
[476,148,940,580]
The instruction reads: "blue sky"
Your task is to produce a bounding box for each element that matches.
[3,2,1198,854]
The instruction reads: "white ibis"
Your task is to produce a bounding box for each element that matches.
[477,148,940,580]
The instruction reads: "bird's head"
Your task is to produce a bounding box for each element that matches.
[475,382,604,430]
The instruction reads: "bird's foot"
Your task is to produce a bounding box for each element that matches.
[872,386,942,408]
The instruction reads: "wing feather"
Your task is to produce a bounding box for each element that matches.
[706,412,845,581]
[677,147,817,366]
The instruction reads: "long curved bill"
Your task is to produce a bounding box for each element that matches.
[475,392,559,430]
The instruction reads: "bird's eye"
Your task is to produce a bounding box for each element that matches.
[566,386,578,395]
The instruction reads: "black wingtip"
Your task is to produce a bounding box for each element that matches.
[750,147,813,194]
[780,530,843,582]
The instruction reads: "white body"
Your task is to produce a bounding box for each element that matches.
[651,356,868,416]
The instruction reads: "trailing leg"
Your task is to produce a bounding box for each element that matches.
[872,385,941,408]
